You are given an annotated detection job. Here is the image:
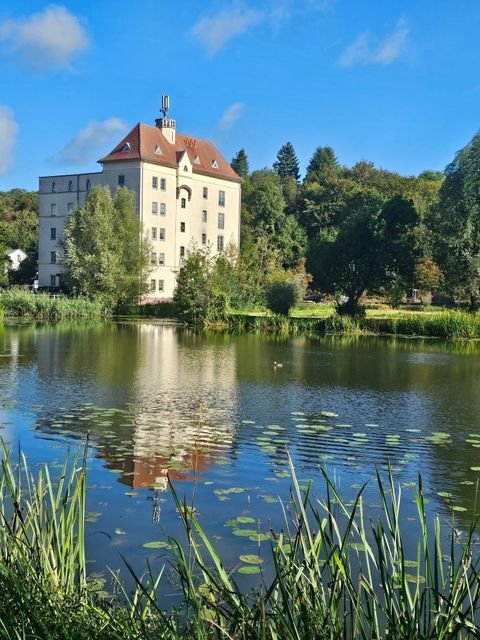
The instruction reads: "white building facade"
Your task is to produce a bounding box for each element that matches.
[38,110,242,298]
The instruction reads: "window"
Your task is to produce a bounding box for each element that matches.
[202,210,207,223]
[159,228,165,240]
[150,279,156,291]
[50,228,56,240]
[194,155,201,164]
[180,246,185,258]
[50,251,57,264]
[160,178,166,191]
[181,197,186,209]
[86,179,91,191]
[203,187,208,199]
[122,142,131,152]
[218,212,225,229]
[202,233,207,245]
[50,275,56,287]
[218,190,225,206]
[158,252,165,266]
[152,176,158,189]
[151,252,157,265]
[52,182,56,193]
[50,203,56,215]
[151,227,157,240]
[154,144,162,155]
[152,201,158,215]
[158,279,164,292]
[68,180,73,192]
[211,159,219,169]
[180,222,185,232]
[160,203,166,216]
[217,235,224,252]
[183,165,188,172]
[67,202,73,212]
[118,175,125,186]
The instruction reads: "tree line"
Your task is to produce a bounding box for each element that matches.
[2,128,480,316]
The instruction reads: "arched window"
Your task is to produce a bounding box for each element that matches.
[68,180,73,192]
[52,182,57,193]
[86,179,91,191]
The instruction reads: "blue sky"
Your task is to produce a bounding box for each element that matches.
[1,0,480,190]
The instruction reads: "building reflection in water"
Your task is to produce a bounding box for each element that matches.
[17,322,240,490]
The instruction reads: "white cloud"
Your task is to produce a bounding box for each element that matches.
[219,102,245,130]
[0,5,89,71]
[0,106,18,175]
[339,20,409,67]
[52,118,127,166]
[191,5,264,56]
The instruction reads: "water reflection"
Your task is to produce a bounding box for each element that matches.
[1,322,480,554]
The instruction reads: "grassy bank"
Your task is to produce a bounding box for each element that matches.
[227,309,480,339]
[1,443,480,639]
[0,289,110,321]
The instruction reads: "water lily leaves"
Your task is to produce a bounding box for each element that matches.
[85,511,102,523]
[403,560,418,568]
[142,541,169,549]
[470,467,480,472]
[239,554,263,564]
[215,487,246,496]
[237,565,261,575]
[249,532,273,542]
[232,529,258,537]
[237,516,256,524]
[437,491,452,499]
[451,506,467,512]
[320,411,338,418]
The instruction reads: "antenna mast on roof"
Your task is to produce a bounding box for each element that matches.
[160,95,169,118]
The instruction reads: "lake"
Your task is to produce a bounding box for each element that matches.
[1,320,480,594]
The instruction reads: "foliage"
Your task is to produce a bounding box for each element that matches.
[433,130,480,310]
[173,247,228,325]
[265,278,302,315]
[2,444,480,639]
[415,258,444,300]
[230,148,249,177]
[0,189,38,253]
[61,186,151,310]
[273,141,300,182]
[304,145,338,183]
[0,289,109,320]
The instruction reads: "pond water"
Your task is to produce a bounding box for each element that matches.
[1,320,480,594]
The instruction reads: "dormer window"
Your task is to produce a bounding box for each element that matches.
[121,142,131,152]
[211,160,219,169]
[154,145,162,155]
[194,155,201,164]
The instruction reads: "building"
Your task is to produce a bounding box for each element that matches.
[38,99,242,298]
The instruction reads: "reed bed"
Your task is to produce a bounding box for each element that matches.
[0,289,110,320]
[1,443,480,638]
[226,310,480,339]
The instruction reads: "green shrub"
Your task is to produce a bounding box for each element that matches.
[265,279,302,315]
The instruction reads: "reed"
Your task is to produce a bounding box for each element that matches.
[1,443,480,638]
[0,289,109,320]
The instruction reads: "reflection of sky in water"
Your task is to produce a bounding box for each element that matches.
[1,322,480,585]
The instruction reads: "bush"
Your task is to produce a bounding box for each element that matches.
[265,279,302,315]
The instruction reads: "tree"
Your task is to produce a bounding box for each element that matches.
[231,148,249,177]
[273,142,300,182]
[433,130,480,309]
[61,186,150,308]
[173,247,228,324]
[304,146,338,183]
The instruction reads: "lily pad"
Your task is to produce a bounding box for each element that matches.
[239,554,263,565]
[237,565,261,575]
[142,541,169,549]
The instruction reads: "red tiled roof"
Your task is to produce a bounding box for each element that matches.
[98,123,242,183]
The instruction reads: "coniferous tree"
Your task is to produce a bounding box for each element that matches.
[273,142,300,182]
[231,148,249,177]
[304,146,338,182]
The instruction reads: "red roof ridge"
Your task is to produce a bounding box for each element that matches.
[98,122,242,183]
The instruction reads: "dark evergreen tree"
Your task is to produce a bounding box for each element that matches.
[304,146,338,182]
[231,148,249,177]
[273,142,300,182]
